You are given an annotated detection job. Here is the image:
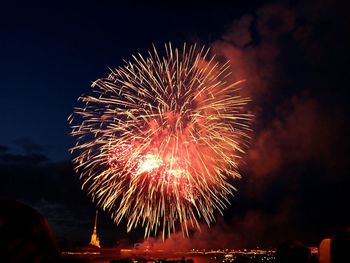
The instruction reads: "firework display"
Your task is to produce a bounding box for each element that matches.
[69,43,251,238]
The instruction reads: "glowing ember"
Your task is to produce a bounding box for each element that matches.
[137,154,162,175]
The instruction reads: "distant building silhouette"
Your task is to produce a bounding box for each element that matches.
[89,210,100,248]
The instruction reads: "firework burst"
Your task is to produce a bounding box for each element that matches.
[69,43,252,239]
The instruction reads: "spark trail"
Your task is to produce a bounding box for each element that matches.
[69,43,252,239]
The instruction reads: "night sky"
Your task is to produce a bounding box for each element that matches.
[1,0,349,249]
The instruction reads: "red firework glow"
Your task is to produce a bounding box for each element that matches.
[108,144,197,202]
[69,43,251,238]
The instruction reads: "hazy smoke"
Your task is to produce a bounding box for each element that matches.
[135,0,347,248]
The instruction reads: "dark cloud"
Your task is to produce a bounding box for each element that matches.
[0,152,48,164]
[12,137,51,155]
[0,145,9,153]
[0,138,55,164]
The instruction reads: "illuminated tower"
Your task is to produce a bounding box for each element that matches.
[89,210,100,248]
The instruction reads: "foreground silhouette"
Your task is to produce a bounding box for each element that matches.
[0,200,60,263]
[275,240,311,263]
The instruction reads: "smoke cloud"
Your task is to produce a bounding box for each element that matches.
[135,0,349,248]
